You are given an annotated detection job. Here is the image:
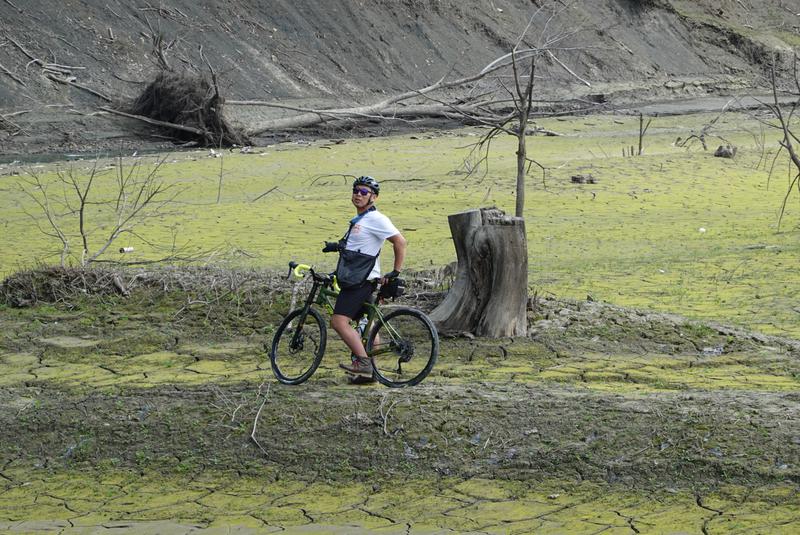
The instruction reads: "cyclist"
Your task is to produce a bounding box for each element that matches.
[330,176,406,382]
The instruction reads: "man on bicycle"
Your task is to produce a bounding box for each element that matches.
[331,176,406,381]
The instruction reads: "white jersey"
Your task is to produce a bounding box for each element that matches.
[345,209,399,280]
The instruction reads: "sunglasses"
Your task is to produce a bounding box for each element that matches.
[352,187,373,196]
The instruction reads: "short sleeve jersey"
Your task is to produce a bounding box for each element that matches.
[345,209,399,280]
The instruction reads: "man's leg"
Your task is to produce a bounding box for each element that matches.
[332,314,374,377]
[331,281,377,378]
[331,314,367,358]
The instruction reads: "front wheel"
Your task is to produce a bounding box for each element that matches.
[366,307,438,387]
[270,308,327,385]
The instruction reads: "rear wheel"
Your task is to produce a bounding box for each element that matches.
[270,308,326,385]
[367,307,438,387]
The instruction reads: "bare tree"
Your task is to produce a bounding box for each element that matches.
[674,102,734,152]
[19,155,192,267]
[427,2,593,337]
[454,3,590,215]
[763,56,800,230]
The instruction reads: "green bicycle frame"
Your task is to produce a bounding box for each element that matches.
[290,269,400,356]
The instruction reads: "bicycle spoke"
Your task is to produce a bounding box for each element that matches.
[270,308,326,384]
[368,308,438,387]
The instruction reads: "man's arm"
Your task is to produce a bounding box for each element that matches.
[386,232,407,275]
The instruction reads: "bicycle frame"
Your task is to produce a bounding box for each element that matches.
[288,263,399,355]
[273,260,438,387]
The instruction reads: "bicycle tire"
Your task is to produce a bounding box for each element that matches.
[270,308,327,385]
[366,307,438,387]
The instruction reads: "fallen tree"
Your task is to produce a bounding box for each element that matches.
[238,61,525,136]
[102,5,590,147]
[109,59,514,145]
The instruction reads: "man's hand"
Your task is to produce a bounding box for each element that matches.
[381,269,400,285]
[322,241,340,253]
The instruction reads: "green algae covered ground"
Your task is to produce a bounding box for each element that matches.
[1,111,800,532]
[0,278,798,533]
[1,111,799,338]
[1,470,797,533]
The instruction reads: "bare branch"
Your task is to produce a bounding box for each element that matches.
[245,45,537,136]
[99,106,208,138]
[250,383,271,456]
[17,171,71,265]
[379,393,400,436]
[20,154,193,266]
[3,0,22,12]
[766,55,800,230]
[547,49,591,87]
[45,73,112,102]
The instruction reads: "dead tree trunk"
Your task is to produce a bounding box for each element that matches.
[429,208,528,337]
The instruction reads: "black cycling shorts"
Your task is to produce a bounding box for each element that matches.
[333,280,377,319]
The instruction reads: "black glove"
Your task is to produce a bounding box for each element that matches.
[383,269,400,280]
[322,241,340,253]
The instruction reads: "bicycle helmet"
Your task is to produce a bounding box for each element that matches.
[353,175,380,194]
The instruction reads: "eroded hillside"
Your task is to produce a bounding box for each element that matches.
[1,0,799,156]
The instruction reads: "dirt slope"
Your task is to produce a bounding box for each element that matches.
[1,0,799,156]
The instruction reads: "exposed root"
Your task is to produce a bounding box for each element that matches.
[126,69,248,147]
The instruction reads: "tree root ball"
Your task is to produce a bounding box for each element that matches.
[128,70,248,147]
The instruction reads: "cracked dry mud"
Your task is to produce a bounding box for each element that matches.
[0,288,798,534]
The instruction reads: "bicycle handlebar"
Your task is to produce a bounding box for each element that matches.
[286,261,338,290]
[287,261,312,279]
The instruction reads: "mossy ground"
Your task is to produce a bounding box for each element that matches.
[1,470,797,533]
[1,111,800,531]
[0,282,798,533]
[1,111,799,338]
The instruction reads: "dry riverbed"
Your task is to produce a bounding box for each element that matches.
[0,270,798,533]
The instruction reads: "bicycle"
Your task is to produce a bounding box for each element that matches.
[269,261,439,387]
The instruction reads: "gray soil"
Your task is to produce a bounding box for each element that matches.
[2,0,800,159]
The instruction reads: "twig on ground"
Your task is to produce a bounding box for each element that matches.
[210,385,246,423]
[252,186,278,202]
[99,106,207,137]
[379,393,400,436]
[250,383,271,455]
[6,35,37,62]
[46,73,112,102]
[2,110,32,119]
[0,115,22,133]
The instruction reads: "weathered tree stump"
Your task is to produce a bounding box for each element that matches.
[429,208,528,337]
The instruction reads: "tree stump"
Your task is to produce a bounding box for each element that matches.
[429,208,528,337]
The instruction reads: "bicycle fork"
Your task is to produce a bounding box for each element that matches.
[288,282,321,349]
